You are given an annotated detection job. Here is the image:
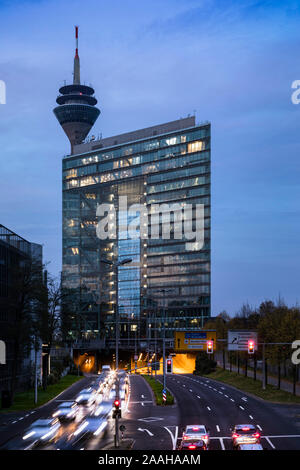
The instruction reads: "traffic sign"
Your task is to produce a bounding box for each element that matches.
[228,330,258,351]
[174,331,217,351]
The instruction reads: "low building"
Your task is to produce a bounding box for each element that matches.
[0,225,43,402]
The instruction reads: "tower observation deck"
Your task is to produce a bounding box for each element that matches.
[53,26,100,153]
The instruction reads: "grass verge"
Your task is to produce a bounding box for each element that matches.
[202,368,300,404]
[142,375,174,405]
[0,374,83,412]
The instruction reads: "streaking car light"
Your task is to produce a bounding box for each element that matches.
[94,406,103,416]
[73,421,89,436]
[93,421,107,436]
[52,411,61,417]
[76,395,83,401]
[23,431,36,440]
[67,411,75,417]
[41,428,56,440]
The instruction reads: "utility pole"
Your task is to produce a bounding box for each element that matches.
[262,343,266,390]
[34,336,38,405]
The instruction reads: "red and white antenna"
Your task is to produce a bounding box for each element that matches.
[73,25,80,84]
[75,25,79,58]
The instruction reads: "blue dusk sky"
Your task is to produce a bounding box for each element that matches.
[0,0,299,316]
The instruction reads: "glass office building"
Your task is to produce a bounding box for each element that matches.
[62,116,211,344]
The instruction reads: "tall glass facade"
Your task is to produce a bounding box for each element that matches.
[62,117,211,343]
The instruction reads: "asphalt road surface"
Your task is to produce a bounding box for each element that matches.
[155,374,300,450]
[1,372,300,451]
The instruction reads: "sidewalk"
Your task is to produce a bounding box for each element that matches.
[218,361,300,396]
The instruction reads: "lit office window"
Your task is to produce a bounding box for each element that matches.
[188,140,204,153]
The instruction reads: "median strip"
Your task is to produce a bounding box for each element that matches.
[141,375,174,406]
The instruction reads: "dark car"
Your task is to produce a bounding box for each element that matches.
[179,439,207,450]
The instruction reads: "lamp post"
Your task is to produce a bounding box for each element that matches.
[100,257,132,372]
[154,288,172,395]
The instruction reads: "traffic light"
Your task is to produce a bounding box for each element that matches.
[207,340,213,354]
[166,358,172,374]
[112,399,121,419]
[248,340,255,354]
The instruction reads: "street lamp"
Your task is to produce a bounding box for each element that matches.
[154,288,172,395]
[100,257,132,372]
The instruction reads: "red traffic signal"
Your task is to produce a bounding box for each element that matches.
[114,399,120,409]
[248,340,255,354]
[207,340,213,354]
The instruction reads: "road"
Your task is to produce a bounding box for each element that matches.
[1,372,300,451]
[155,374,300,450]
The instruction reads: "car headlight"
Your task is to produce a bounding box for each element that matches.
[23,431,36,440]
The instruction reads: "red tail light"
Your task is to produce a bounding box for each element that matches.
[253,432,260,438]
[232,433,240,438]
[202,435,208,440]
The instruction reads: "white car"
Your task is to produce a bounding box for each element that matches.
[73,416,108,439]
[52,401,78,421]
[75,388,96,405]
[22,418,61,445]
[182,425,210,447]
[231,424,261,448]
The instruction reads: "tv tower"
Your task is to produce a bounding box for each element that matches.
[53,26,100,153]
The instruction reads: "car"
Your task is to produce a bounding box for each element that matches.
[75,388,96,405]
[182,425,210,447]
[237,443,264,450]
[179,439,207,450]
[22,418,61,446]
[94,400,113,417]
[231,424,261,448]
[52,401,79,421]
[73,416,108,440]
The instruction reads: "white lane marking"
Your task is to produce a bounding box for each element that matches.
[130,401,153,404]
[12,421,17,424]
[213,388,217,391]
[249,415,253,420]
[225,395,228,398]
[216,425,220,432]
[230,398,235,402]
[257,425,262,431]
[197,395,201,399]
[189,389,193,392]
[239,406,245,410]
[141,402,144,406]
[221,387,225,390]
[207,406,211,411]
[138,428,154,437]
[219,391,223,395]
[183,384,186,387]
[141,394,145,398]
[164,426,178,450]
[242,397,248,402]
[219,438,225,450]
[265,434,300,438]
[265,437,275,449]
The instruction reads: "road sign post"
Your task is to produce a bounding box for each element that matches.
[162,388,167,404]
